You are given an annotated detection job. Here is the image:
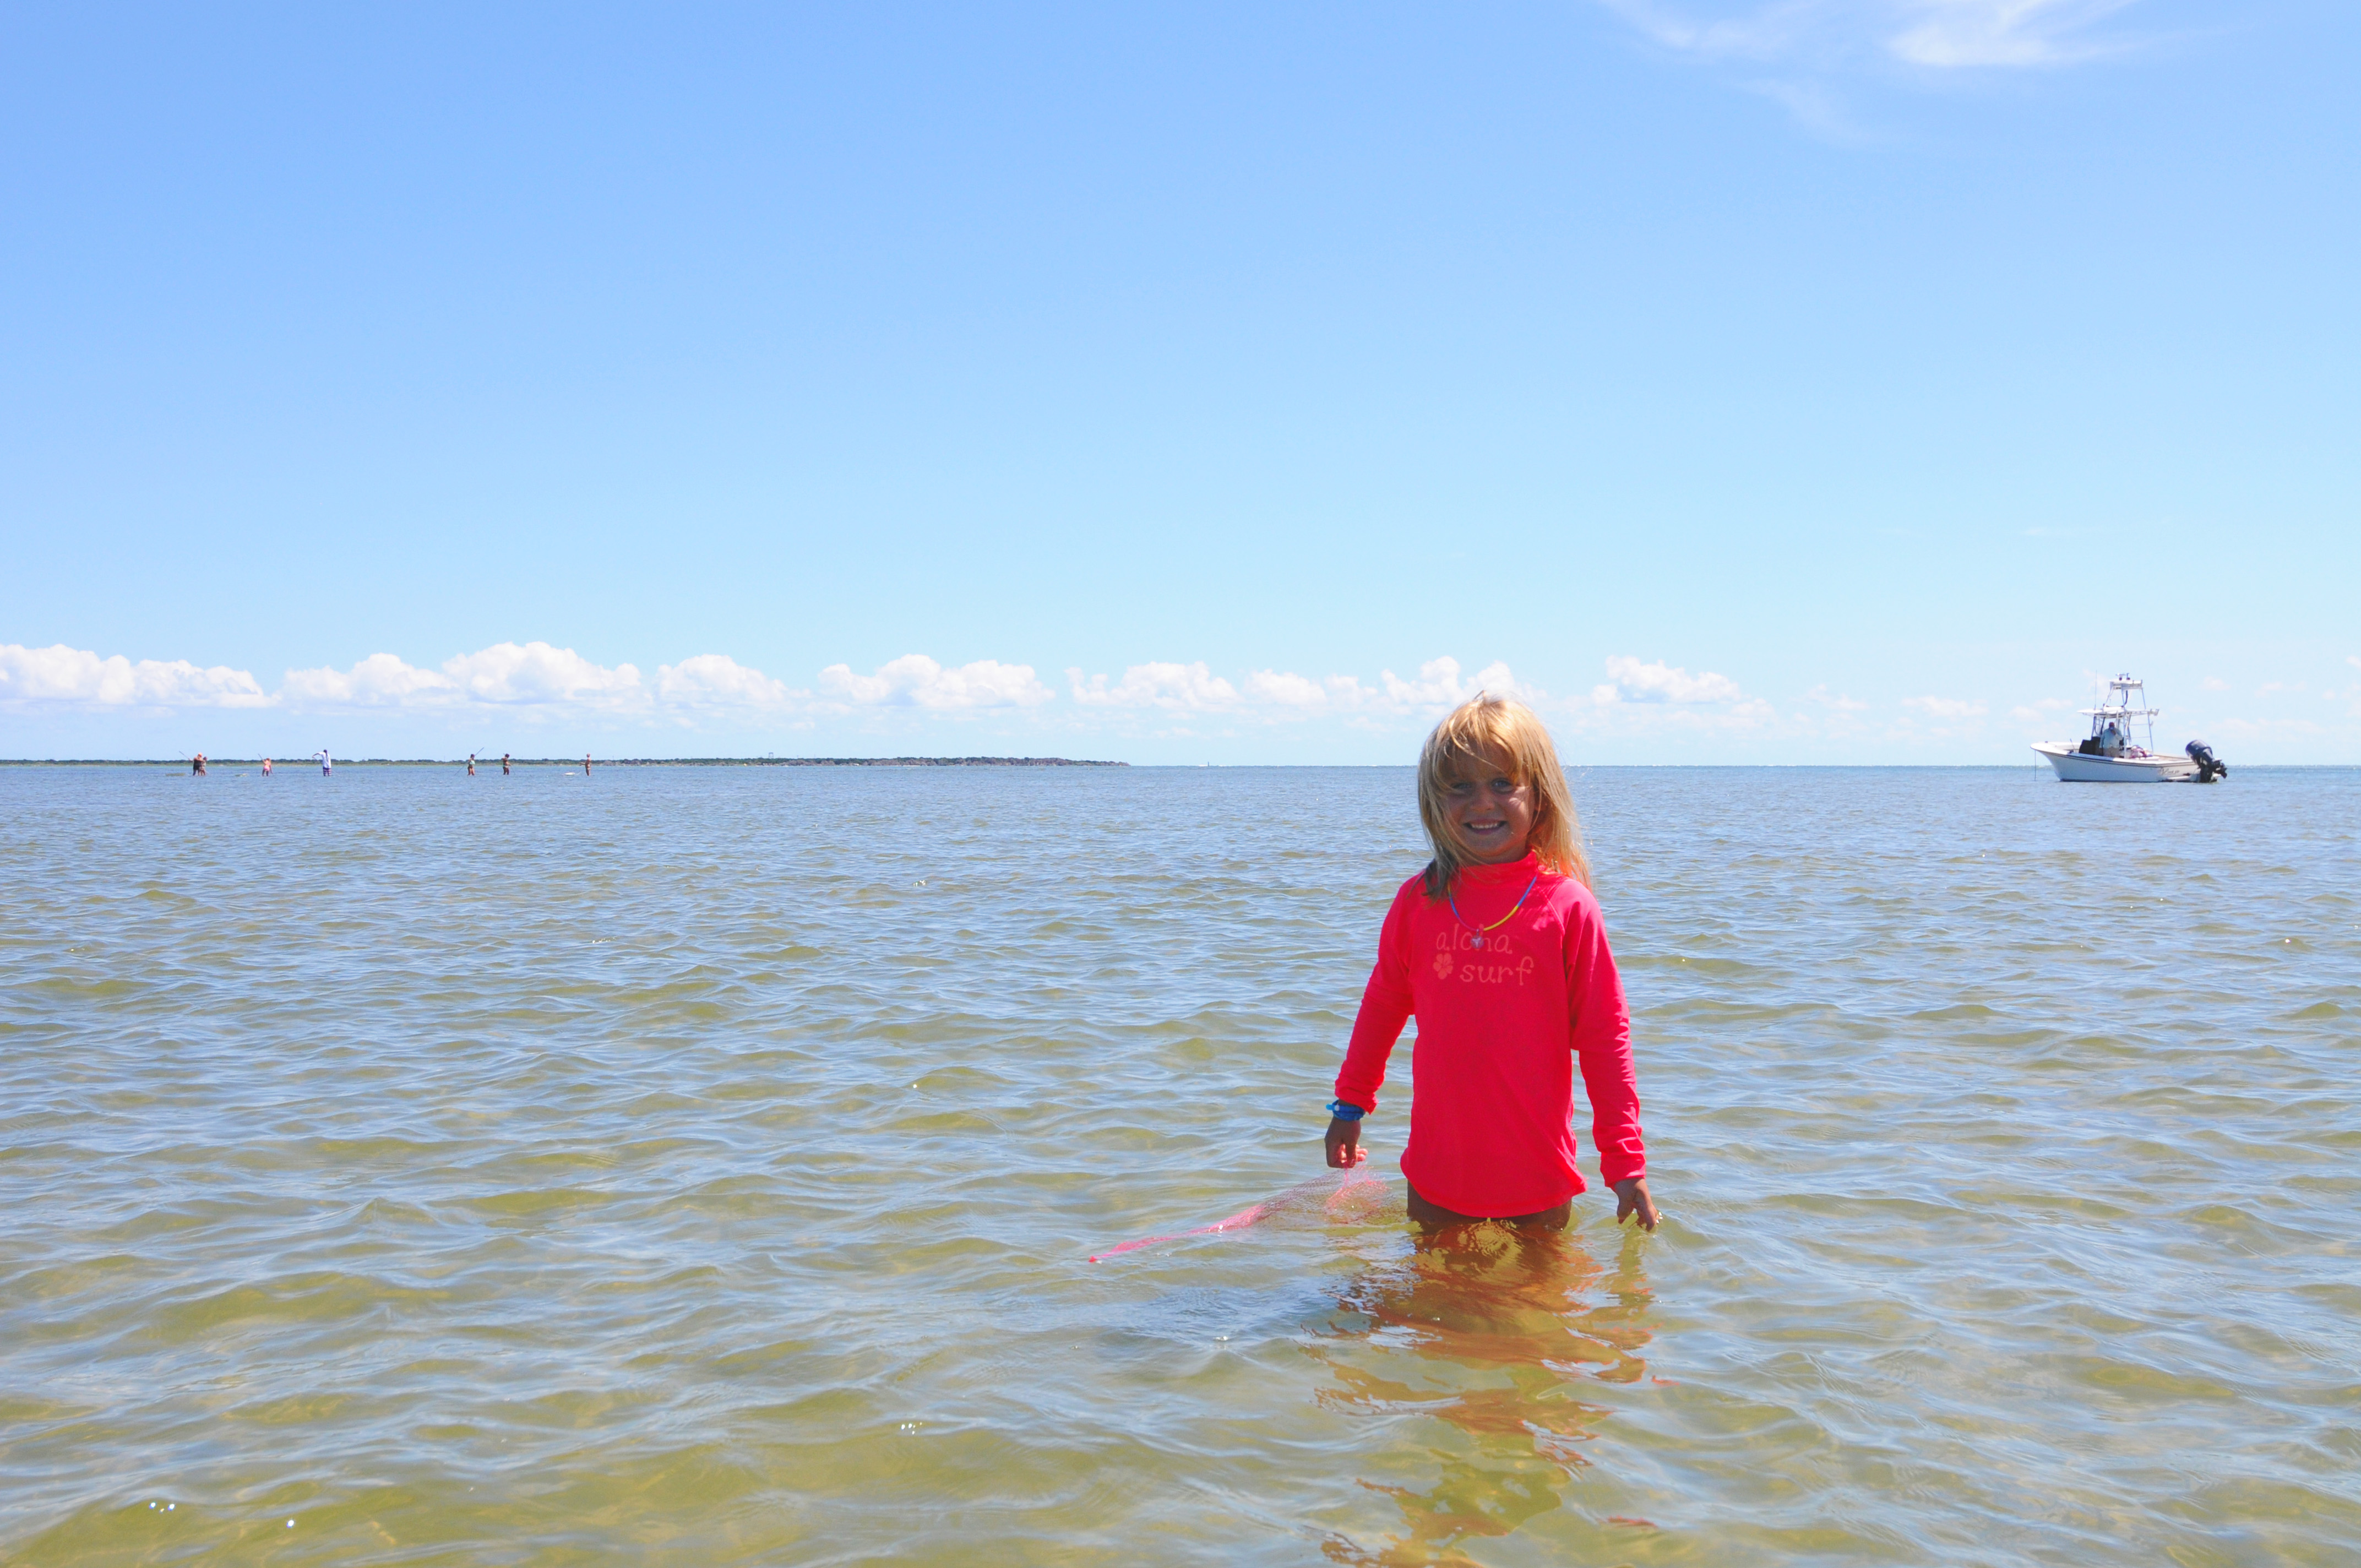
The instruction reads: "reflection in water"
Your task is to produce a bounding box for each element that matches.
[1313,1217,1653,1566]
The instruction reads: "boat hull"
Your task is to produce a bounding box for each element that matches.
[2032,743,2197,782]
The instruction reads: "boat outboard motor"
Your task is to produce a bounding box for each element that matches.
[2185,740,2228,783]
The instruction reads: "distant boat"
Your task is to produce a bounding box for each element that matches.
[2032,674,2227,783]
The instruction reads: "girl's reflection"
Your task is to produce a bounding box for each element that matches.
[1311,1215,1654,1566]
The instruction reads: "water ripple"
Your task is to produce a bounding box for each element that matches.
[4,763,2357,1564]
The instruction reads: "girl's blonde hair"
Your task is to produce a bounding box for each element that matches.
[1417,693,1590,897]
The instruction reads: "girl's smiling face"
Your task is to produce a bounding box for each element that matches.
[1444,752,1535,863]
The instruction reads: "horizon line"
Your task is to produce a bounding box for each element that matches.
[7,757,2350,771]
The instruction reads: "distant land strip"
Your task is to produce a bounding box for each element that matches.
[4,755,1128,767]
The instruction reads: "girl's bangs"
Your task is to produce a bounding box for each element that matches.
[1428,704,1543,783]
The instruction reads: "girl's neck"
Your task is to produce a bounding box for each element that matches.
[1457,850,1540,881]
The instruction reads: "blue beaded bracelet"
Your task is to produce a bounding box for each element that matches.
[1326,1099,1366,1121]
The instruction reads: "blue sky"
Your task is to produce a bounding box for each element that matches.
[3,1,2355,763]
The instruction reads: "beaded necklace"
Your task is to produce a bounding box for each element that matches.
[1448,869,1541,949]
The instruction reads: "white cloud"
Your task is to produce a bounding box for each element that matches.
[1597,656,1745,704]
[282,646,1049,718]
[2200,676,2231,692]
[820,655,1052,709]
[1549,657,1780,736]
[0,644,269,708]
[657,654,801,710]
[282,643,651,712]
[279,652,459,707]
[1904,695,1989,720]
[1064,655,1526,720]
[1241,669,1334,707]
[443,643,649,709]
[6,640,1538,727]
[1379,656,1522,710]
[8,640,1808,742]
[1805,684,1869,711]
[1068,661,1241,710]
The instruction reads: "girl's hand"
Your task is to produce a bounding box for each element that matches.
[1612,1177,1659,1231]
[1324,1116,1368,1169]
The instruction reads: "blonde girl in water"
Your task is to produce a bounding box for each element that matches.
[1325,694,1658,1232]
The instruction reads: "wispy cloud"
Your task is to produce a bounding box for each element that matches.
[1596,0,2146,68]
[1905,694,1989,720]
[1889,0,2142,67]
[1595,0,1833,62]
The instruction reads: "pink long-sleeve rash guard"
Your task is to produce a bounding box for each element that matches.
[1334,852,1646,1218]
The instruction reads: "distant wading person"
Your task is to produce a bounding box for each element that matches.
[467,753,476,777]
[1325,694,1658,1233]
[318,749,332,777]
[502,753,510,776]
[262,756,272,776]
[584,753,592,775]
[191,753,206,776]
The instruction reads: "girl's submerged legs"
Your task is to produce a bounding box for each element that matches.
[1405,1182,1571,1232]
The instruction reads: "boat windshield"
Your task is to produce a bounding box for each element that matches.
[2077,676,2160,756]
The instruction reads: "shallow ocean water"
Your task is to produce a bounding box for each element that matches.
[3,762,2357,1566]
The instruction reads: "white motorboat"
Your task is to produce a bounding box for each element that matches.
[2032,675,2226,782]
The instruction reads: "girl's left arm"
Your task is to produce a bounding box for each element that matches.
[1566,896,1654,1224]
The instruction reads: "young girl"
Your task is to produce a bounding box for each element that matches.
[1324,694,1658,1232]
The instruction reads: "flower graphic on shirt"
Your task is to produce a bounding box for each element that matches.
[1432,951,1456,980]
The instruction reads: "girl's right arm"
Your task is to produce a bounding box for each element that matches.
[1327,889,1415,1166]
